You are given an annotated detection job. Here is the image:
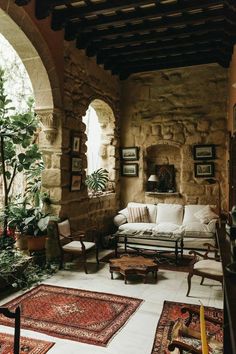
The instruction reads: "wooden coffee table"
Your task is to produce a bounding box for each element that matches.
[109,254,158,284]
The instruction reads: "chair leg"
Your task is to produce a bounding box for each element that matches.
[59,251,64,270]
[200,276,204,285]
[82,252,88,274]
[186,272,193,297]
[96,247,99,269]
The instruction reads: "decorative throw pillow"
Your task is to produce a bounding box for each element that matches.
[127,206,150,223]
[194,205,218,224]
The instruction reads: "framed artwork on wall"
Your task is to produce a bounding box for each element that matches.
[71,132,80,155]
[71,157,82,172]
[71,174,82,191]
[121,147,139,161]
[194,162,215,178]
[121,163,138,177]
[193,144,215,160]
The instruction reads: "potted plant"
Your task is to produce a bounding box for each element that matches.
[85,168,109,196]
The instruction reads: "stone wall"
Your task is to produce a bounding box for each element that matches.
[120,64,228,212]
[61,43,120,232]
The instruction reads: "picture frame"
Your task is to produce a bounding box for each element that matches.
[121,147,139,161]
[194,162,215,178]
[70,174,82,191]
[71,132,80,155]
[193,144,215,160]
[71,157,82,172]
[121,163,138,177]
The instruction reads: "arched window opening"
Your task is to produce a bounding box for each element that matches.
[0,34,33,113]
[82,99,116,193]
[82,105,102,175]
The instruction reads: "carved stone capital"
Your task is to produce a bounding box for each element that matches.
[36,108,62,144]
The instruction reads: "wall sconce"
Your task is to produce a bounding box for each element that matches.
[148,174,158,191]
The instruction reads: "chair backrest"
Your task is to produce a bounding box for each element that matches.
[57,219,71,237]
[0,306,20,354]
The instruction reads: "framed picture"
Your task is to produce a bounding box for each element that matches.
[71,174,82,191]
[156,164,175,192]
[194,162,215,178]
[71,157,82,172]
[193,144,215,160]
[121,147,139,161]
[121,163,138,177]
[71,132,80,155]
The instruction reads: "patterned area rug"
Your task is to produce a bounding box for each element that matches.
[100,250,194,272]
[151,301,223,353]
[0,284,143,347]
[0,333,54,354]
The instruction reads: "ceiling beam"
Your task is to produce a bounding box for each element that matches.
[51,0,223,31]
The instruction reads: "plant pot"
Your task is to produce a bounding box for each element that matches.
[15,232,28,251]
[27,235,46,251]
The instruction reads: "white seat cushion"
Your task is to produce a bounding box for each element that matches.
[63,241,95,252]
[119,223,157,233]
[183,205,216,225]
[154,222,182,234]
[180,222,215,238]
[156,203,183,225]
[194,259,223,276]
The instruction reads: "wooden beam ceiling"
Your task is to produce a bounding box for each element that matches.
[15,0,236,79]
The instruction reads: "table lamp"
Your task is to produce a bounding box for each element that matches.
[148,174,158,191]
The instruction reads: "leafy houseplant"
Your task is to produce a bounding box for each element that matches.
[0,68,43,245]
[85,168,109,196]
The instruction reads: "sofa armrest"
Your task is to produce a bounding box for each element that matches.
[113,214,127,227]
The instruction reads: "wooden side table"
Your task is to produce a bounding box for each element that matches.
[109,254,158,284]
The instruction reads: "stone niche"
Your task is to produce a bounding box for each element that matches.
[146,143,181,193]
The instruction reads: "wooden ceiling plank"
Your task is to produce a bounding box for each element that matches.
[76,8,225,49]
[117,55,222,78]
[51,0,222,31]
[104,42,231,70]
[96,32,227,63]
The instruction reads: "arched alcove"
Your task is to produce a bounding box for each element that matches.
[146,142,182,193]
[0,6,63,213]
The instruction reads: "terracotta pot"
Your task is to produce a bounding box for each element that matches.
[27,235,46,251]
[15,232,28,251]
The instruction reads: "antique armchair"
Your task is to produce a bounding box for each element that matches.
[186,243,223,297]
[54,219,99,273]
[0,306,20,354]
[168,306,223,354]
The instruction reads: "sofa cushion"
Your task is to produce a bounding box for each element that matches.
[156,203,184,225]
[183,205,216,225]
[127,206,150,223]
[127,202,157,223]
[180,222,215,238]
[194,205,218,224]
[154,222,182,234]
[119,222,157,233]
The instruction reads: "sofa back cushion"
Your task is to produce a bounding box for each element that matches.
[127,202,157,223]
[156,203,184,225]
[183,205,217,225]
[127,206,150,223]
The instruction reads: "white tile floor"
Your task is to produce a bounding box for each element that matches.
[0,250,223,354]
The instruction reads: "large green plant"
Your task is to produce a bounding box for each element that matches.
[85,168,109,196]
[0,68,43,240]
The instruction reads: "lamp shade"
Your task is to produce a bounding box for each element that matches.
[148,174,158,182]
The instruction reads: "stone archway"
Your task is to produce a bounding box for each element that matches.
[0,6,63,213]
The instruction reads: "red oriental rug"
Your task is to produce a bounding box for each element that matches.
[0,333,54,354]
[151,301,223,353]
[0,284,143,347]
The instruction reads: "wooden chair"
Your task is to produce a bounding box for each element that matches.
[168,306,223,353]
[186,243,223,297]
[54,219,99,273]
[0,306,20,354]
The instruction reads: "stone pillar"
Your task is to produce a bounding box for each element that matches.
[35,107,64,215]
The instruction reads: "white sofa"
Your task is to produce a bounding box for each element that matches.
[113,202,218,250]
